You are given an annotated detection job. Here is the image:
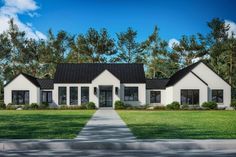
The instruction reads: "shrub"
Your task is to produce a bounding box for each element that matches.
[22,104,31,110]
[166,101,180,110]
[0,102,6,109]
[202,101,217,110]
[30,103,39,109]
[181,104,189,110]
[153,105,166,110]
[80,103,88,109]
[231,100,236,109]
[8,103,13,106]
[40,102,49,109]
[115,100,125,109]
[86,102,96,109]
[6,105,18,110]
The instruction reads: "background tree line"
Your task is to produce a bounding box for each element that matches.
[0,18,235,100]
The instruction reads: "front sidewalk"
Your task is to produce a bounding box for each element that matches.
[75,108,136,142]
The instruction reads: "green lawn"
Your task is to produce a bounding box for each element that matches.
[0,110,95,139]
[118,110,236,139]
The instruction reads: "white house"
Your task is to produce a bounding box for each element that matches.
[4,61,231,108]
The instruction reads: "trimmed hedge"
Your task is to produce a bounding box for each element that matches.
[202,101,217,109]
[114,100,125,109]
[231,100,236,109]
[166,101,180,110]
[0,102,6,109]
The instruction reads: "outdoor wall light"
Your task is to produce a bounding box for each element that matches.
[115,87,119,95]
[94,87,97,95]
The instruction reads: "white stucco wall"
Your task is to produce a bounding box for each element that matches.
[91,70,121,108]
[146,89,166,105]
[4,74,40,105]
[120,83,146,106]
[172,72,208,105]
[192,62,231,106]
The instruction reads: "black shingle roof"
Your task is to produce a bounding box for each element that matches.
[146,79,169,89]
[21,73,41,87]
[54,63,146,83]
[166,61,201,87]
[37,79,54,89]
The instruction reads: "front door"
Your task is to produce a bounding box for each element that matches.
[99,86,113,107]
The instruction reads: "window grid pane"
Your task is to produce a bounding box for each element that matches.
[181,89,199,105]
[124,87,138,101]
[81,87,89,104]
[212,90,223,103]
[70,87,78,105]
[59,87,67,105]
[150,91,161,103]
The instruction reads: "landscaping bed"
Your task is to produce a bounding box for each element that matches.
[118,110,236,139]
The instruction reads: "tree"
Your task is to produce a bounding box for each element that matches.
[172,34,207,66]
[115,27,141,63]
[143,26,167,78]
[67,28,116,63]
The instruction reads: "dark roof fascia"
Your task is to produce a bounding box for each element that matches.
[201,62,231,87]
[4,73,40,88]
[191,71,208,86]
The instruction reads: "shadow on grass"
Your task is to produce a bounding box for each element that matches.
[127,123,236,139]
[0,113,93,139]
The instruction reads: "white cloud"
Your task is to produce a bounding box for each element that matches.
[0,0,46,40]
[225,20,236,38]
[168,38,180,49]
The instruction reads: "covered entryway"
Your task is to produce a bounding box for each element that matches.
[99,86,113,107]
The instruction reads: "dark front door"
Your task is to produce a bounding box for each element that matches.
[99,86,112,107]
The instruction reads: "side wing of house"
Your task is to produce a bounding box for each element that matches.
[4,74,40,105]
[192,62,231,106]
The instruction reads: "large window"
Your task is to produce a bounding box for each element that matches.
[150,91,161,103]
[181,89,199,105]
[70,87,78,105]
[124,87,138,101]
[41,91,52,103]
[81,87,89,104]
[58,87,67,105]
[212,90,223,103]
[12,90,29,104]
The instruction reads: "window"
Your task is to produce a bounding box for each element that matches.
[212,90,223,103]
[150,91,161,103]
[12,90,29,104]
[58,87,67,105]
[81,87,89,104]
[41,91,52,103]
[181,89,199,105]
[124,87,138,101]
[70,87,78,105]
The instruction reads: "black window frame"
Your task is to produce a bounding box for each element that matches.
[81,87,89,104]
[12,90,30,105]
[212,89,223,103]
[58,87,67,105]
[41,91,52,103]
[181,89,199,105]
[150,91,161,103]
[70,87,78,105]
[124,87,139,101]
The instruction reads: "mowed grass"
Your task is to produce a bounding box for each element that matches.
[118,111,236,139]
[0,110,95,139]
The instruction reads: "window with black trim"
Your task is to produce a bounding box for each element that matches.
[70,87,78,105]
[212,90,223,103]
[58,87,67,105]
[181,89,199,105]
[12,90,29,104]
[150,91,161,103]
[81,87,89,104]
[41,91,52,103]
[124,87,138,101]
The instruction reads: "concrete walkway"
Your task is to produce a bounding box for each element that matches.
[75,108,136,142]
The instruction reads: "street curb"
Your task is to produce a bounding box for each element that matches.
[1,139,236,151]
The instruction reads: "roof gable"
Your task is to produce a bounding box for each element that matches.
[92,69,120,83]
[54,63,146,83]
[166,61,201,87]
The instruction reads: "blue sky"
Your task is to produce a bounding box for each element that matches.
[0,0,236,44]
